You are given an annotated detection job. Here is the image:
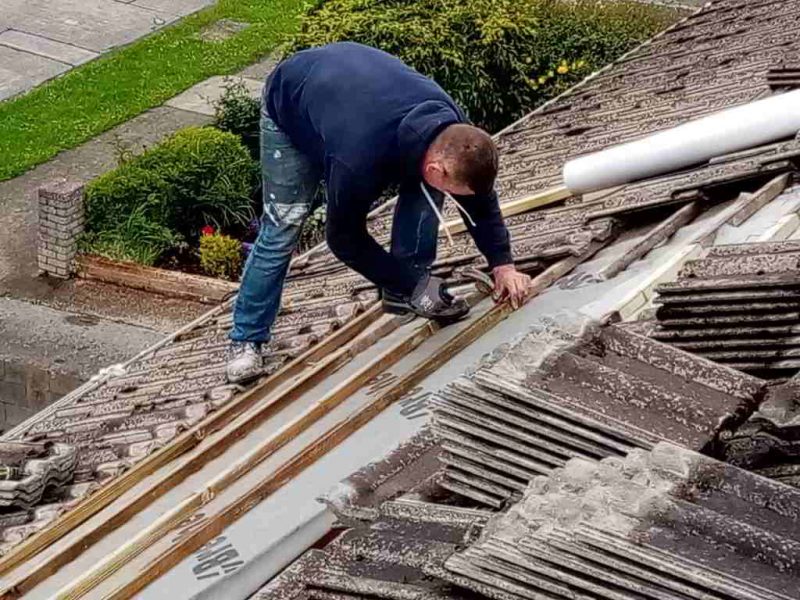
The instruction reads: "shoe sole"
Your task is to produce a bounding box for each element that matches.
[382,299,411,314]
[226,369,264,384]
[430,310,470,325]
[382,301,417,325]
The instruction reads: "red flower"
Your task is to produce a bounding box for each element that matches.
[201,225,215,236]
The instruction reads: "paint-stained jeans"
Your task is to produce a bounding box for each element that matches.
[230,115,444,344]
[230,114,322,343]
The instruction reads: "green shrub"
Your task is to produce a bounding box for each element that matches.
[200,232,243,280]
[292,0,678,132]
[84,167,170,234]
[84,127,258,264]
[78,203,182,266]
[132,127,258,234]
[214,79,261,160]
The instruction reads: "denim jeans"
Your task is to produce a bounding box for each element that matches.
[230,114,443,344]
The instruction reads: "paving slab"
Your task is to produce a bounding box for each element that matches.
[0,45,69,101]
[198,18,250,42]
[1,0,171,52]
[0,29,99,66]
[238,52,281,81]
[132,0,213,14]
[165,75,263,116]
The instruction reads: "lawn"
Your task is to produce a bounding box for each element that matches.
[0,0,305,182]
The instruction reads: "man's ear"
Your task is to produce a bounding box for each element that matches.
[423,160,446,187]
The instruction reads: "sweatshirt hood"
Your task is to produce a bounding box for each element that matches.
[397,100,464,178]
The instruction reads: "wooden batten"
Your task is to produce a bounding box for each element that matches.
[0,306,386,597]
[6,211,610,599]
[51,317,433,600]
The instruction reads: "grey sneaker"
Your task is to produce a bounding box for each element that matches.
[408,275,469,322]
[226,341,264,383]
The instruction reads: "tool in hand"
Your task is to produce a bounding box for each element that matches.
[462,267,495,296]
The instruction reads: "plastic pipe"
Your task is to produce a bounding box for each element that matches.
[563,89,800,194]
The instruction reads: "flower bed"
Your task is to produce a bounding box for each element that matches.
[77,83,327,288]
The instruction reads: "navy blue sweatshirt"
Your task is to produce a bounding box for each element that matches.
[265,42,512,295]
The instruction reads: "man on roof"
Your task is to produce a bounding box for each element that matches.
[227,42,531,383]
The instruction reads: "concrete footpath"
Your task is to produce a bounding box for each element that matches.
[0,0,216,101]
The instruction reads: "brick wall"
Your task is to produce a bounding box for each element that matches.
[0,361,82,431]
[38,180,85,279]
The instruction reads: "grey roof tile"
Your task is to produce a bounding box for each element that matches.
[255,444,800,600]
[444,443,800,600]
[433,314,763,507]
[651,223,800,378]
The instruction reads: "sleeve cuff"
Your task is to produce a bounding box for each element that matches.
[487,252,514,270]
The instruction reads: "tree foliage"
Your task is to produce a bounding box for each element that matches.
[292,0,677,131]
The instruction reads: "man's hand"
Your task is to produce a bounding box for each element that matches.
[492,264,531,310]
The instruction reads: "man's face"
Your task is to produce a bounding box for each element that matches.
[440,178,475,196]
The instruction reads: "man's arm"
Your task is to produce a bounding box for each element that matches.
[325,160,419,297]
[454,190,531,309]
[453,190,512,269]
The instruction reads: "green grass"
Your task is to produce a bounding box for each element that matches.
[0,0,307,182]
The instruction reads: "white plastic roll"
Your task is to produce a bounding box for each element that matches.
[563,89,800,194]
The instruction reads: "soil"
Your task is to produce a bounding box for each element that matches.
[157,246,205,276]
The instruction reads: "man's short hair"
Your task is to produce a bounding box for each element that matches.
[435,124,499,196]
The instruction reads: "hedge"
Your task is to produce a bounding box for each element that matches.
[83,127,257,264]
[291,0,678,132]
